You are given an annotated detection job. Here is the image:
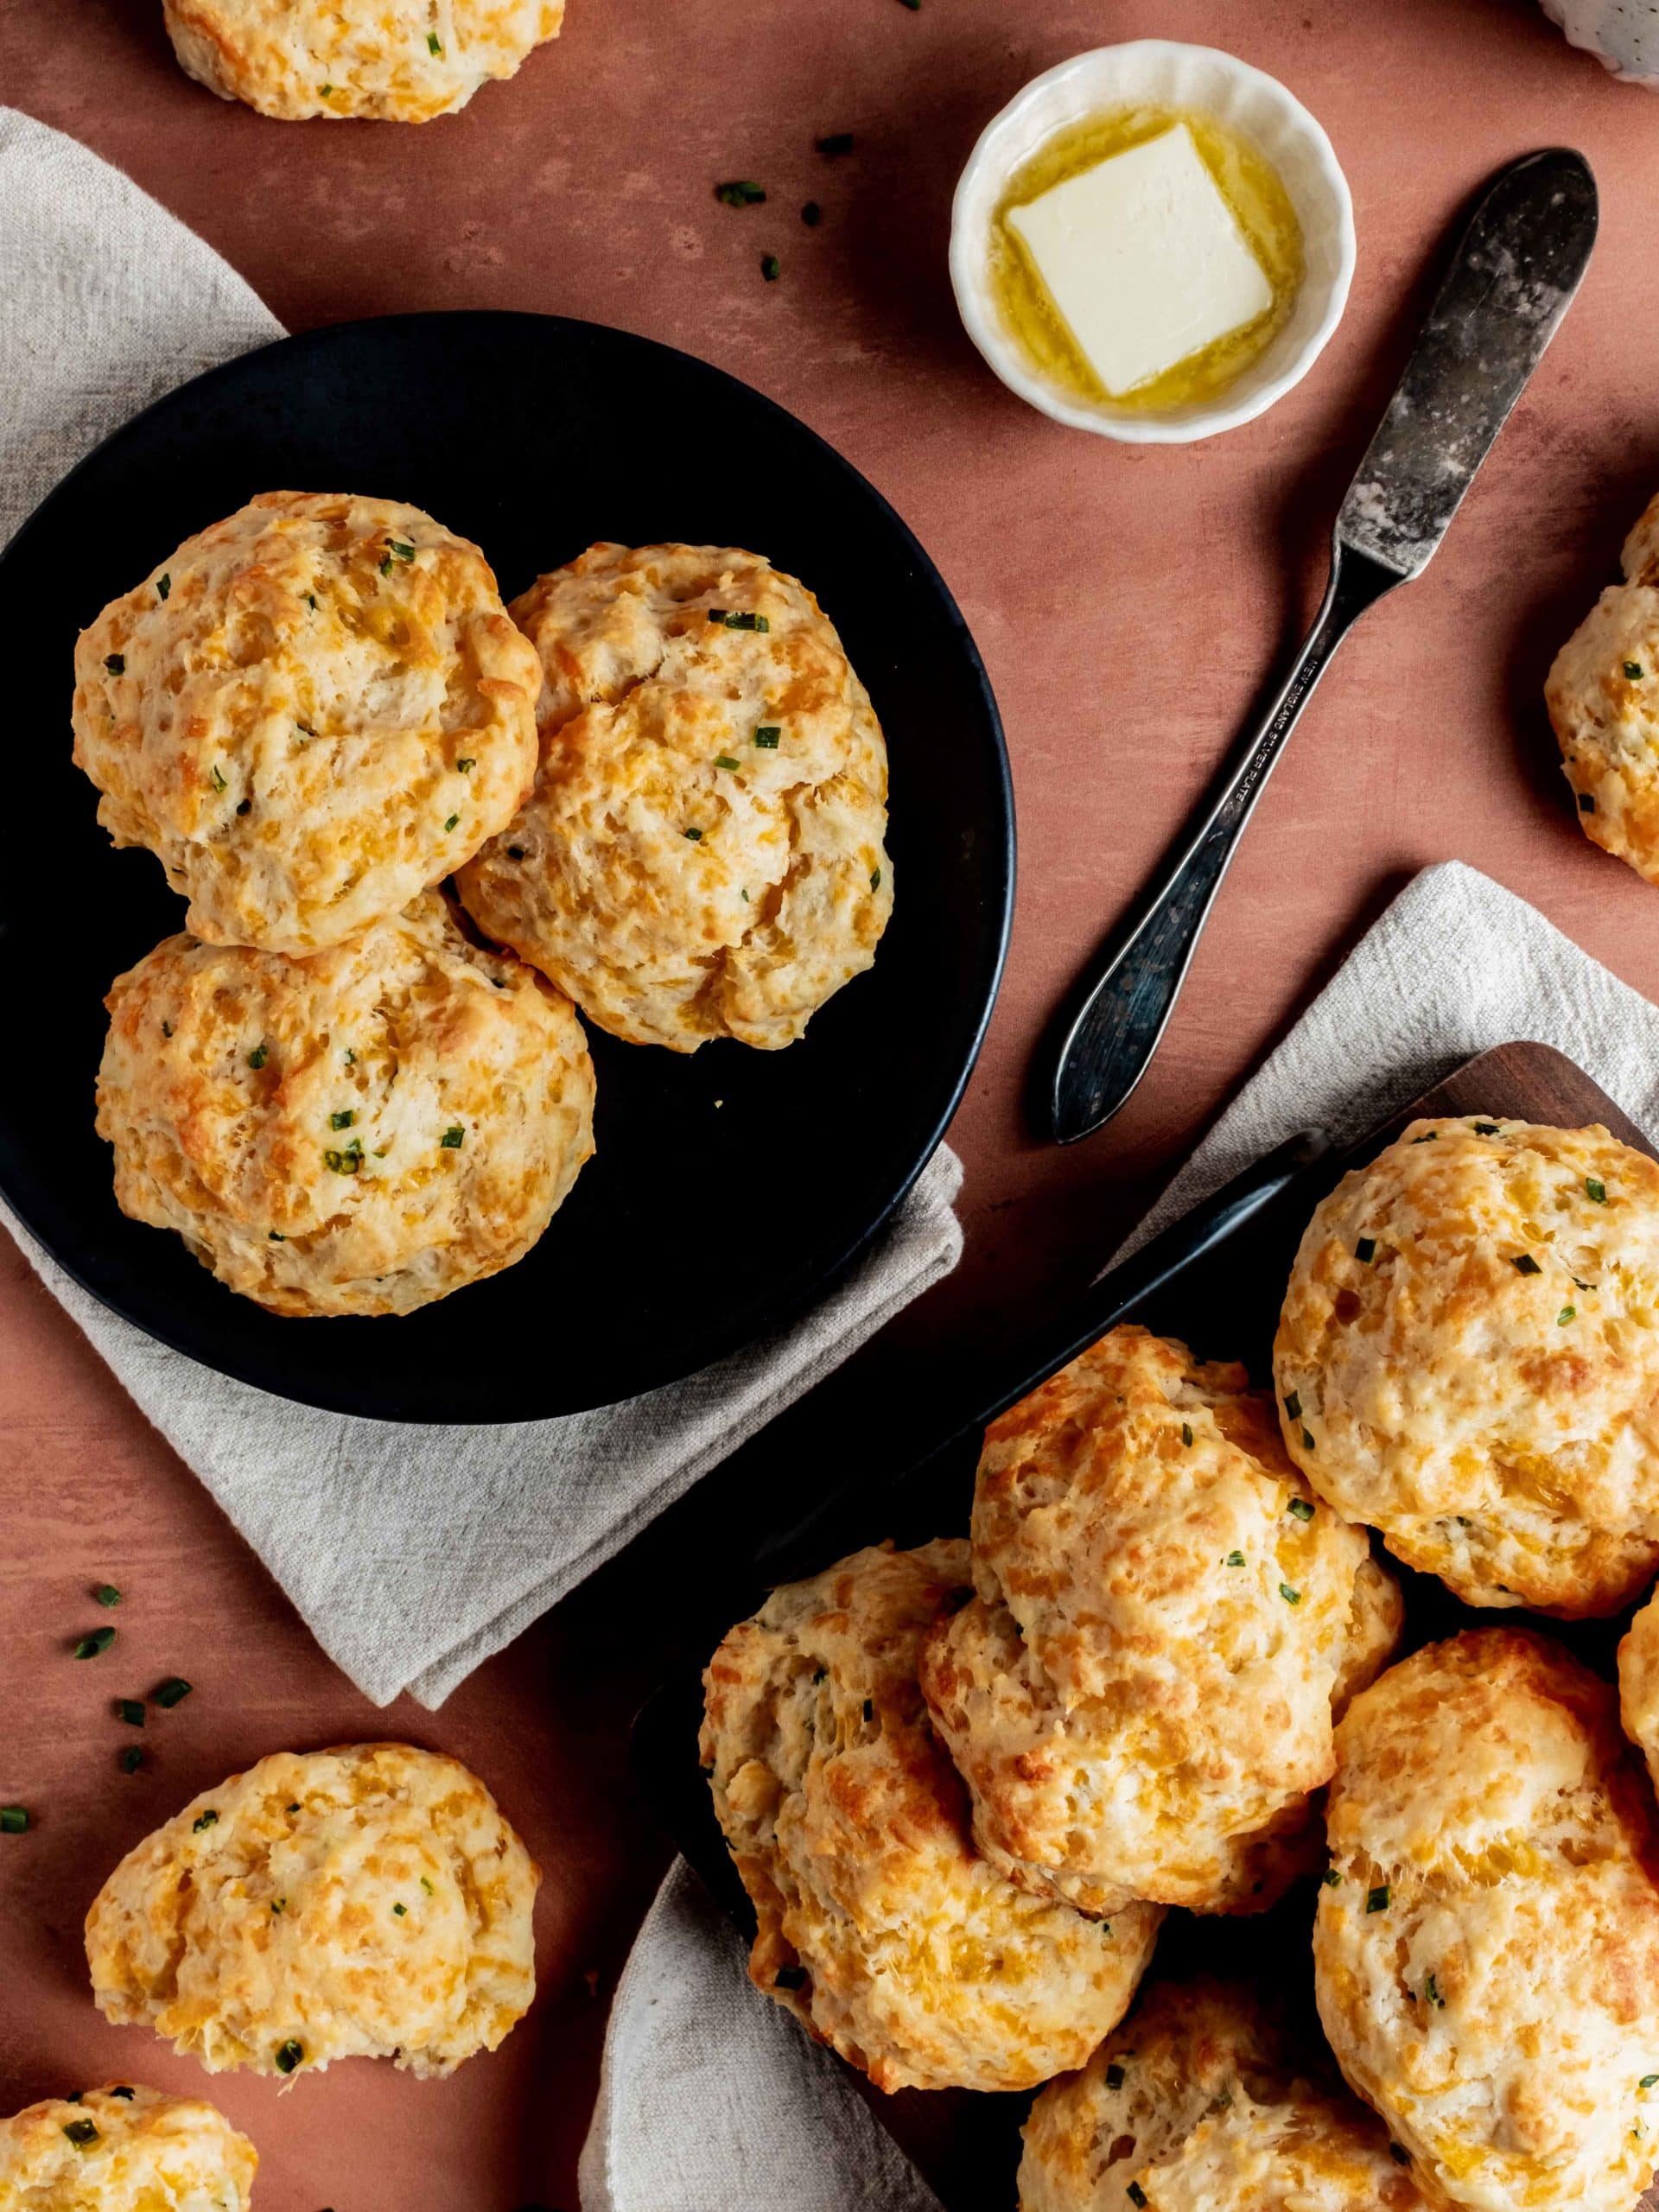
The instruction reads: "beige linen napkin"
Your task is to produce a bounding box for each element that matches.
[584,858,1659,2212]
[0,106,964,1707]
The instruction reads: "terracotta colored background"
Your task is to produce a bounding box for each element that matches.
[5,0,1659,2204]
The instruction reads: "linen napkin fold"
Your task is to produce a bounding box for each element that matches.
[0,106,965,1707]
[583,857,1659,2212]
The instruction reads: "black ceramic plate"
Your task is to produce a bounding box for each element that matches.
[0,313,1013,1422]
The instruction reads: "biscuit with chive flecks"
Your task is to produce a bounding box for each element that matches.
[920,1325,1402,1917]
[1019,1977,1433,2212]
[457,542,892,1052]
[162,0,564,121]
[1548,492,1659,883]
[73,492,539,953]
[1315,1630,1659,2212]
[85,1743,537,2079]
[96,893,594,1317]
[0,2082,257,2210]
[1274,1116,1659,1616]
[700,1540,1163,2093]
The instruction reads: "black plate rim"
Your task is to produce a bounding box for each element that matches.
[0,309,1015,1424]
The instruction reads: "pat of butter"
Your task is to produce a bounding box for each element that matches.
[1007,123,1273,397]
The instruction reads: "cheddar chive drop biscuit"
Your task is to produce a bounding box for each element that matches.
[700,1540,1163,2094]
[1315,1630,1659,2212]
[1020,1979,1433,2212]
[73,492,539,953]
[96,893,594,1318]
[162,0,564,122]
[1275,1116,1659,1616]
[1548,491,1659,882]
[0,2083,257,2210]
[458,542,893,1052]
[85,1744,538,2079]
[920,1325,1401,1916]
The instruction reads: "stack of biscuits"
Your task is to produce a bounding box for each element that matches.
[702,1113,1659,2212]
[73,495,892,1318]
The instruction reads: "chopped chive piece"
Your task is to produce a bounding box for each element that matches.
[152,1677,192,1707]
[1512,1253,1542,1274]
[817,131,855,155]
[1389,2145,1409,2166]
[1559,1306,1577,1325]
[236,798,251,815]
[329,1109,355,1130]
[1323,1867,1342,1887]
[268,1230,285,1242]
[1643,2075,1659,2090]
[1128,2188,1147,2209]
[285,1802,301,1814]
[393,1901,407,1916]
[862,1698,874,1722]
[753,725,781,747]
[1473,1121,1500,1135]
[444,813,460,832]
[119,1745,144,1774]
[760,253,781,281]
[248,1043,268,1069]
[156,574,171,601]
[714,754,741,771]
[740,887,750,902]
[1425,1971,1445,2007]
[162,1022,173,1038]
[421,1875,435,1895]
[275,2040,304,2075]
[774,1964,807,1990]
[1104,2063,1125,2090]
[1412,1130,1438,1142]
[683,826,703,841]
[271,1896,286,1913]
[1225,1550,1245,1567]
[109,2088,134,2101]
[319,83,333,94]
[1355,1236,1376,1262]
[897,0,921,9]
[0,1805,28,1834]
[210,765,227,792]
[1579,791,1597,813]
[1367,1885,1391,1913]
[1280,1583,1301,1605]
[194,1809,219,1832]
[105,653,124,675]
[1574,1276,1592,1290]
[709,609,769,632]
[1625,661,1645,681]
[1283,1391,1302,1421]
[1586,1177,1608,1204]
[1300,1428,1315,1451]
[715,180,767,207]
[456,757,475,772]
[387,538,415,562]
[74,1626,116,1659]
[1287,1497,1315,1522]
[427,29,442,50]
[324,1146,361,1175]
[441,1125,465,1148]
[1180,1422,1193,1447]
[94,1583,122,1608]
[62,2120,99,2149]
[507,844,525,859]
[802,200,823,226]
[115,1699,144,1726]
[870,867,882,891]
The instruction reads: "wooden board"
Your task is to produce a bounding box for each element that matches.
[634,1041,1657,2209]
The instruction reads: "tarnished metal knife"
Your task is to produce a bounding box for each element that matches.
[1047,148,1598,1145]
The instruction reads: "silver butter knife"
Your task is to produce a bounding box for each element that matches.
[1047,147,1598,1145]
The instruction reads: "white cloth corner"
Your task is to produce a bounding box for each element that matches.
[0,105,965,1707]
[585,858,1659,2212]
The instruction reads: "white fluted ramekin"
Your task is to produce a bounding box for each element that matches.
[950,41,1356,444]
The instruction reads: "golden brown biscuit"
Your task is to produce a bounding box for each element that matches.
[700,1540,1164,2094]
[1315,1630,1659,2212]
[1618,1586,1659,1791]
[96,893,594,1317]
[1548,492,1659,883]
[85,1743,537,2080]
[73,492,539,952]
[0,2083,257,2210]
[162,0,563,121]
[920,1326,1402,1916]
[1019,1978,1433,2212]
[457,542,893,1052]
[1274,1116,1659,1617]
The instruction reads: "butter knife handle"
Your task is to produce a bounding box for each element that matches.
[1047,541,1399,1145]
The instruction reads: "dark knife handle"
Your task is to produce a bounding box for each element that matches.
[1046,540,1401,1145]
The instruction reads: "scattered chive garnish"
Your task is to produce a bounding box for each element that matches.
[271,1897,286,1913]
[760,253,781,281]
[275,2040,304,2075]
[1559,1306,1577,1325]
[802,200,823,226]
[709,609,769,632]
[194,1809,219,1832]
[1128,2188,1147,2209]
[1287,1497,1314,1522]
[393,1902,407,1916]
[119,1746,144,1774]
[74,1627,116,1660]
[420,1875,435,1895]
[870,868,881,891]
[1300,1429,1315,1450]
[1586,1177,1608,1204]
[440,1126,465,1149]
[714,754,741,771]
[753,725,781,747]
[1355,1236,1376,1262]
[1104,2063,1125,2090]
[156,574,171,601]
[152,1677,192,1708]
[1279,1584,1301,1605]
[1643,2075,1659,2090]
[427,29,442,51]
[1180,1422,1193,1447]
[61,2120,99,2150]
[268,1230,285,1242]
[683,826,703,841]
[1412,1130,1438,1143]
[817,131,855,155]
[109,2088,134,2101]
[210,766,227,792]
[330,1109,355,1131]
[1624,661,1645,681]
[94,1584,121,1608]
[1323,1868,1342,1887]
[715,180,767,207]
[105,654,124,675]
[444,813,460,832]
[1367,1885,1391,1913]
[1579,791,1597,813]
[1425,1971,1445,2008]
[1512,1254,1542,1274]
[1473,1121,1500,1135]
[774,1965,807,1990]
[456,758,475,772]
[248,1043,269,1069]
[1283,1391,1301,1421]
[323,1145,362,1175]
[1,1805,29,1834]
[1225,1550,1245,1566]
[1389,2145,1410,2167]
[115,1700,144,1727]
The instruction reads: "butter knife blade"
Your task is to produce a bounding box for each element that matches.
[1338,148,1597,581]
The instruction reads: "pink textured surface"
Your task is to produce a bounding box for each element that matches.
[6,1,1659,2205]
